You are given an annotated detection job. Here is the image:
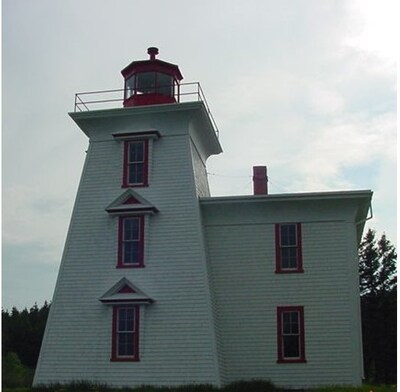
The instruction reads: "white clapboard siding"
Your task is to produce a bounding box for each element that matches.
[34,98,370,389]
[201,195,369,388]
[190,139,211,197]
[34,103,222,387]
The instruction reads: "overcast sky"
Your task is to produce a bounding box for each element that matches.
[2,0,397,310]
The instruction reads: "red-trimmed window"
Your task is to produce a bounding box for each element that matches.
[277,306,306,363]
[275,223,303,273]
[111,306,140,361]
[122,140,148,187]
[118,216,144,268]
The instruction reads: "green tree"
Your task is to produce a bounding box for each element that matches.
[359,228,397,384]
[359,229,380,296]
[377,233,397,293]
[2,301,50,374]
[1,352,31,388]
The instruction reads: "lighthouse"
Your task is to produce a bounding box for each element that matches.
[34,48,223,386]
[34,48,372,389]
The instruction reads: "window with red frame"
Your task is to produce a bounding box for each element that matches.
[277,306,306,363]
[275,223,303,273]
[111,306,140,361]
[123,140,148,187]
[118,216,144,268]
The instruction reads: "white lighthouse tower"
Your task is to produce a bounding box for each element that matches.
[34,48,223,387]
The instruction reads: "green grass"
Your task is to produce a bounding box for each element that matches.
[2,382,397,392]
[3,389,32,392]
[308,386,396,392]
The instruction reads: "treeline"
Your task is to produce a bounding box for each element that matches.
[359,229,397,384]
[2,302,50,387]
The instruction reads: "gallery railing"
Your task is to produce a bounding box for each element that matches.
[73,82,219,138]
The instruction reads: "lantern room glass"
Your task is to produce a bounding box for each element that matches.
[136,72,156,94]
[125,75,136,99]
[157,73,174,96]
[125,72,175,98]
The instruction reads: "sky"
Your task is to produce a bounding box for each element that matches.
[2,0,397,311]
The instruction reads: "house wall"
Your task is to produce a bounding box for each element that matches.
[201,199,363,388]
[34,107,221,387]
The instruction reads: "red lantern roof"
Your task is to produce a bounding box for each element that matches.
[121,47,183,81]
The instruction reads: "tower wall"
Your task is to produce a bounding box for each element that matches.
[34,103,222,387]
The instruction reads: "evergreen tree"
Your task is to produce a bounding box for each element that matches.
[377,233,397,293]
[359,228,380,296]
[358,228,397,384]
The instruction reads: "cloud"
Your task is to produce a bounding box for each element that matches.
[2,242,59,310]
[291,112,396,190]
[343,0,398,64]
[2,185,72,264]
[205,1,396,196]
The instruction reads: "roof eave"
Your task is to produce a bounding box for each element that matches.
[200,190,373,205]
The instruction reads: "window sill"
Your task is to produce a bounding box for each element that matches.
[277,359,307,364]
[116,264,145,269]
[275,269,304,274]
[121,183,148,188]
[111,357,140,362]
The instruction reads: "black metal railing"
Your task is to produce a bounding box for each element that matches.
[73,82,219,137]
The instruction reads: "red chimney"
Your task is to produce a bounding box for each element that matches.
[253,166,268,195]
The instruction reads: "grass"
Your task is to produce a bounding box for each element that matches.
[309,386,396,392]
[311,386,396,392]
[2,382,397,392]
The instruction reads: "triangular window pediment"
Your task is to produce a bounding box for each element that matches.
[105,189,158,216]
[123,196,140,205]
[99,277,153,305]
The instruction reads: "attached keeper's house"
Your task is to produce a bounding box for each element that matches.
[34,48,372,389]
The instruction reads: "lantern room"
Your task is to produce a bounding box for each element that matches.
[121,47,183,107]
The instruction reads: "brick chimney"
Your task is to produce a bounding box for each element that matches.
[253,166,268,195]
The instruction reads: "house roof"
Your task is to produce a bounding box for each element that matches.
[199,189,373,204]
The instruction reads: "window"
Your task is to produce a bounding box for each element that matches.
[111,306,140,361]
[133,72,174,96]
[125,75,136,99]
[157,73,174,96]
[123,140,148,187]
[277,306,306,363]
[136,72,156,94]
[275,223,303,273]
[117,216,144,268]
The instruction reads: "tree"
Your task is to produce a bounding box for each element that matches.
[359,229,380,296]
[2,302,50,371]
[2,352,32,388]
[358,228,397,384]
[377,234,397,293]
